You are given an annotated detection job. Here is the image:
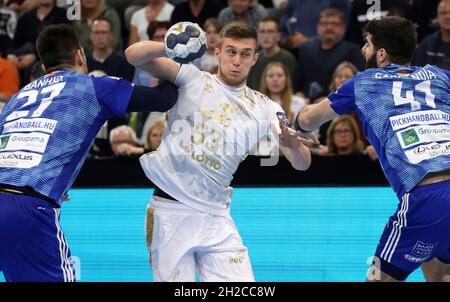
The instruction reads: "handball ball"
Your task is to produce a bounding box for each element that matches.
[164,22,207,64]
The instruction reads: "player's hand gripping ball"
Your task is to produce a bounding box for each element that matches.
[164,22,207,64]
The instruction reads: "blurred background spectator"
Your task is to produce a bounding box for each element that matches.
[193,17,223,73]
[314,61,358,145]
[260,62,306,123]
[74,0,122,53]
[279,0,351,53]
[412,0,450,69]
[218,0,268,28]
[7,0,70,85]
[145,120,164,150]
[0,0,17,57]
[109,125,146,157]
[128,0,173,46]
[346,0,412,47]
[247,16,296,90]
[292,8,363,100]
[0,51,20,112]
[409,0,440,43]
[170,0,224,26]
[86,16,134,81]
[319,115,364,156]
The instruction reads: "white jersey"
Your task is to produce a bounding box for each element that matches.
[140,64,283,216]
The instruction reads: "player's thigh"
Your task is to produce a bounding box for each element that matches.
[196,247,255,282]
[421,258,450,282]
[147,205,197,282]
[375,188,450,281]
[0,196,75,282]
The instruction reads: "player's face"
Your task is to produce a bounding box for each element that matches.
[216,37,259,87]
[362,34,378,69]
[333,122,355,150]
[81,0,100,9]
[265,65,286,95]
[257,21,280,50]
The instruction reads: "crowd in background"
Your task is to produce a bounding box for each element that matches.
[0,0,448,162]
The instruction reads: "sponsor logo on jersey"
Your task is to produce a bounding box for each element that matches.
[0,151,43,168]
[390,110,450,131]
[400,129,419,147]
[0,133,50,153]
[404,241,435,263]
[396,124,450,148]
[2,118,58,134]
[0,136,10,150]
[405,141,450,164]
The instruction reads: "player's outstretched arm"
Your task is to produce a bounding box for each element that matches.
[126,81,178,113]
[274,118,314,171]
[125,41,180,83]
[297,98,338,132]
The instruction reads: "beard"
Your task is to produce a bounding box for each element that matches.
[365,52,378,69]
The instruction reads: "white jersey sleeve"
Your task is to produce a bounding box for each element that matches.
[174,64,206,101]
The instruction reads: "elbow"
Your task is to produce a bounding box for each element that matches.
[292,161,310,171]
[124,45,140,66]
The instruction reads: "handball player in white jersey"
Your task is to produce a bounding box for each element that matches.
[125,21,315,282]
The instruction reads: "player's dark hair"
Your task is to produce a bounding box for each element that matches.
[364,16,417,65]
[36,24,83,72]
[217,21,258,49]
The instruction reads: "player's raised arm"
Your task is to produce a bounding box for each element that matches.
[297,98,338,132]
[125,41,180,82]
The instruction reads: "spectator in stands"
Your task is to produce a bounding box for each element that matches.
[218,0,268,28]
[318,115,364,156]
[194,18,223,73]
[409,0,440,43]
[86,17,134,81]
[247,16,296,90]
[260,62,306,123]
[0,52,20,112]
[292,7,363,100]
[7,0,69,83]
[345,0,412,47]
[128,0,173,46]
[0,0,17,57]
[131,20,169,145]
[106,0,146,30]
[6,0,38,13]
[74,0,122,53]
[145,120,164,150]
[412,0,450,69]
[133,20,169,87]
[170,0,224,26]
[110,125,145,157]
[279,0,351,51]
[314,61,357,145]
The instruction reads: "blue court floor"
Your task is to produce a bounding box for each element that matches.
[0,187,425,282]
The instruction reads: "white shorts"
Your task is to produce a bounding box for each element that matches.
[145,196,255,282]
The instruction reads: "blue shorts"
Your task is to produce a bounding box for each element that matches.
[374,179,450,280]
[0,192,75,282]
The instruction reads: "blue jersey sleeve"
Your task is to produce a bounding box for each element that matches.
[443,69,450,82]
[328,78,356,115]
[91,76,134,116]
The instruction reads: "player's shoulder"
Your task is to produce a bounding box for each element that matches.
[247,87,272,104]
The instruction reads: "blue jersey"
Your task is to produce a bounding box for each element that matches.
[329,64,450,198]
[0,70,133,205]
